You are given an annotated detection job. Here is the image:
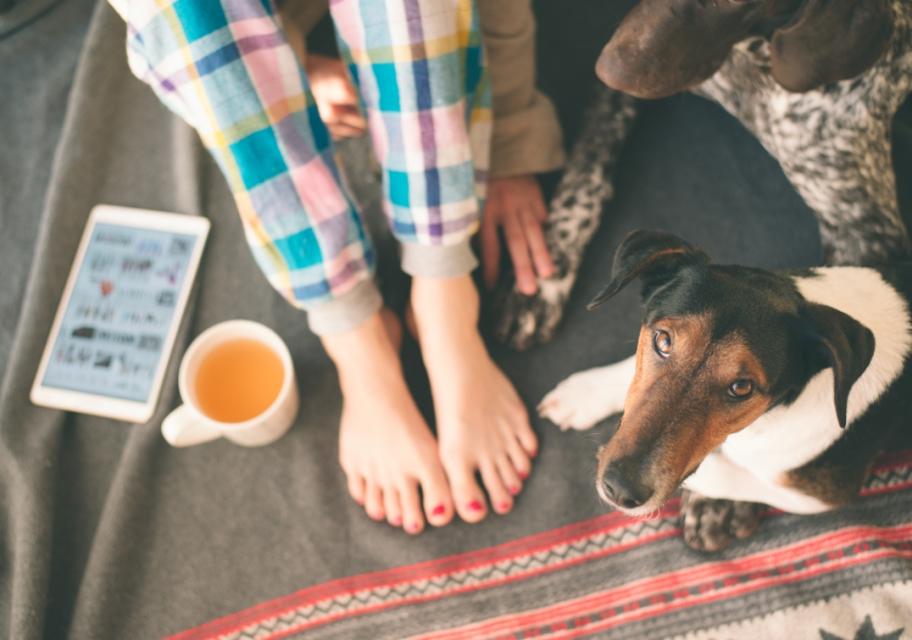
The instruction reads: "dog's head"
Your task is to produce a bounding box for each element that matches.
[595,0,892,97]
[589,230,875,515]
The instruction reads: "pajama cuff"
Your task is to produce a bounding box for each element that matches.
[307,278,383,336]
[400,240,478,279]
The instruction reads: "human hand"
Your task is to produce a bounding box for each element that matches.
[481,175,556,295]
[305,53,366,140]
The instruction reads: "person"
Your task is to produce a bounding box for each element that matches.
[280,0,565,295]
[109,0,563,534]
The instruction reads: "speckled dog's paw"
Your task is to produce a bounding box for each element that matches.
[680,490,765,552]
[493,275,574,351]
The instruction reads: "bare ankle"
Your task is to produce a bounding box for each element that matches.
[410,275,484,347]
[321,309,401,380]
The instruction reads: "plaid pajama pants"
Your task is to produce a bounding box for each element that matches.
[110,0,491,332]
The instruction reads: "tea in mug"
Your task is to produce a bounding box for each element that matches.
[194,338,284,423]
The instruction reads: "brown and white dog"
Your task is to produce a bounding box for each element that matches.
[539,230,912,551]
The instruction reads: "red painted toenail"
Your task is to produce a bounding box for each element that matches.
[468,500,484,512]
[390,516,402,526]
[432,504,446,516]
[408,522,420,533]
[518,471,529,480]
[498,502,511,512]
[509,486,520,495]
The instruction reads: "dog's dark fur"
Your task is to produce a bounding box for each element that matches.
[496,0,912,350]
[539,230,912,551]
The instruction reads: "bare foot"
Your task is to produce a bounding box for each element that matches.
[411,276,538,523]
[322,309,453,533]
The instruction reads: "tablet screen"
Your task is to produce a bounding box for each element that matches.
[41,222,200,402]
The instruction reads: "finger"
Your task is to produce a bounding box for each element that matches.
[503,213,537,295]
[328,123,367,140]
[521,209,556,280]
[335,73,360,105]
[481,200,502,289]
[329,105,367,130]
[529,182,548,223]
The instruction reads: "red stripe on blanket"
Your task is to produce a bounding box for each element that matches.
[537,544,912,640]
[536,544,912,640]
[168,450,912,640]
[417,524,912,640]
[233,527,681,640]
[168,511,680,640]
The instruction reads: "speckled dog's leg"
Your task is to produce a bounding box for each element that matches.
[494,86,638,350]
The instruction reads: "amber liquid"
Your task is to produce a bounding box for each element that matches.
[193,338,284,423]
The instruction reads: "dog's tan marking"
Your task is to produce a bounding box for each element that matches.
[779,459,874,509]
[598,314,778,509]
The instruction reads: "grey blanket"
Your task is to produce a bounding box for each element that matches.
[2,2,911,639]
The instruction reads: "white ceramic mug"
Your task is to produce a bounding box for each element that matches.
[162,320,299,447]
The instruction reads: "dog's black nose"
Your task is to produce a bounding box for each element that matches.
[600,463,653,510]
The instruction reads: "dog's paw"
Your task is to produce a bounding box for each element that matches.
[538,360,632,430]
[680,490,765,553]
[494,276,573,351]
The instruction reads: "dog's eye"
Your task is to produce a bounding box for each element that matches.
[653,330,672,357]
[727,379,754,399]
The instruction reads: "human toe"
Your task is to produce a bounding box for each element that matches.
[383,487,403,528]
[480,460,514,515]
[418,465,454,527]
[505,436,533,480]
[496,454,524,497]
[364,482,386,522]
[400,481,427,535]
[445,462,488,523]
[347,473,367,506]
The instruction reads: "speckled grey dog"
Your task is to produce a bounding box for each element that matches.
[496,0,912,351]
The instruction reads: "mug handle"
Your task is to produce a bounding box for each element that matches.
[161,405,222,447]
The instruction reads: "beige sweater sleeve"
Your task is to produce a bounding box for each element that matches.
[479,0,565,178]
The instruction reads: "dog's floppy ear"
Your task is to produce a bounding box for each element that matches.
[595,0,757,98]
[770,0,892,92]
[588,230,709,309]
[801,303,875,428]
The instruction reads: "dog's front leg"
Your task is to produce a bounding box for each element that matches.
[677,453,767,552]
[679,491,766,553]
[494,86,638,350]
[538,355,636,431]
[680,450,838,552]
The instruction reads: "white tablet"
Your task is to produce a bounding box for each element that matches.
[31,205,210,423]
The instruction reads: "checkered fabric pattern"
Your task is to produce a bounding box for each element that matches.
[109,0,491,310]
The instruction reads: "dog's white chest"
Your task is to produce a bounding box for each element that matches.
[724,268,911,477]
[684,451,833,514]
[721,372,841,477]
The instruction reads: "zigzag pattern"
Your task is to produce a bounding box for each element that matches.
[227,516,678,640]
[863,459,912,492]
[202,455,912,640]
